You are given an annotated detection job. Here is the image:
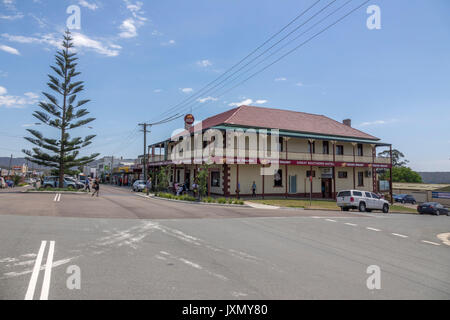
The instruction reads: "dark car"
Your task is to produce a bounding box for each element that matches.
[417,202,449,216]
[394,194,416,204]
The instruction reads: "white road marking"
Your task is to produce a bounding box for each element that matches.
[25,241,47,300]
[57,194,61,202]
[437,233,450,246]
[39,241,55,300]
[421,240,441,246]
[53,194,58,202]
[366,227,381,232]
[392,233,408,238]
[344,223,358,227]
[53,194,61,202]
[325,219,337,222]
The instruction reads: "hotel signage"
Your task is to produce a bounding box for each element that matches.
[149,157,392,168]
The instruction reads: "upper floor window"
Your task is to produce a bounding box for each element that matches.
[323,141,329,155]
[278,137,284,152]
[308,141,316,154]
[336,145,344,155]
[357,144,364,156]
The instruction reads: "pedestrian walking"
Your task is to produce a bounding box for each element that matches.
[92,178,100,197]
[85,178,91,192]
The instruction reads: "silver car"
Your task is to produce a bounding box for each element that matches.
[337,190,390,213]
[132,180,146,192]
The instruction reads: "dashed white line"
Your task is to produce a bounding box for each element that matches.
[53,194,61,202]
[53,194,58,202]
[344,223,358,227]
[25,241,47,300]
[325,219,337,223]
[366,227,381,232]
[421,240,441,246]
[39,241,55,300]
[392,233,408,238]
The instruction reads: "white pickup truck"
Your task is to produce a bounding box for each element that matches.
[337,190,390,213]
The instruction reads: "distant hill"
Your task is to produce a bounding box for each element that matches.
[418,172,450,184]
[0,157,49,171]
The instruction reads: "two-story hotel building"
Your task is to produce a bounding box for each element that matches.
[148,105,393,199]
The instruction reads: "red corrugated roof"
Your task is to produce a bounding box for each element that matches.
[194,105,379,140]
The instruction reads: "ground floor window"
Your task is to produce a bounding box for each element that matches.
[338,171,348,179]
[358,172,364,186]
[211,171,220,187]
[274,169,283,187]
[306,170,316,178]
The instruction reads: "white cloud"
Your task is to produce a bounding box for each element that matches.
[197,96,218,103]
[119,18,138,38]
[229,98,253,107]
[0,86,39,109]
[2,0,16,10]
[359,119,398,127]
[78,0,99,11]
[197,60,212,68]
[2,32,121,57]
[153,89,162,93]
[295,82,304,87]
[119,0,147,39]
[72,32,121,57]
[180,88,193,94]
[161,39,175,46]
[228,98,268,107]
[275,77,287,81]
[0,13,23,20]
[29,14,47,28]
[0,44,20,55]
[151,30,163,36]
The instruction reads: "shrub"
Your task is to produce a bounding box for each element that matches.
[218,198,227,204]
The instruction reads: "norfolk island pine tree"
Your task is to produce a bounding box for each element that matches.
[23,30,99,187]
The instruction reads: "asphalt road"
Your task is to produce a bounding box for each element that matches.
[0,185,449,300]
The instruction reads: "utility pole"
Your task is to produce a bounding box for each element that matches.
[110,156,114,185]
[139,123,151,195]
[8,154,13,177]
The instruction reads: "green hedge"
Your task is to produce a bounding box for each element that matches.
[155,193,244,205]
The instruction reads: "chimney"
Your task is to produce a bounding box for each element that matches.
[343,119,352,127]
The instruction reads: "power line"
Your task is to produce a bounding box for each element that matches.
[155,0,323,121]
[167,0,344,117]
[177,0,355,115]
[166,0,369,120]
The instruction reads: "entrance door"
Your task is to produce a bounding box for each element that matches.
[184,170,191,190]
[321,178,332,198]
[289,175,297,194]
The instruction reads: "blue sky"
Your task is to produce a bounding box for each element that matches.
[0,0,449,171]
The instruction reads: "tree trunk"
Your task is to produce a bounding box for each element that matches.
[59,49,68,188]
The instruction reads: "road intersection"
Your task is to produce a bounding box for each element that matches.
[0,185,449,300]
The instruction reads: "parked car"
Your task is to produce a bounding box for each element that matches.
[417,202,449,216]
[0,177,6,189]
[337,190,390,213]
[66,177,85,190]
[132,180,146,192]
[42,176,77,189]
[394,194,416,204]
